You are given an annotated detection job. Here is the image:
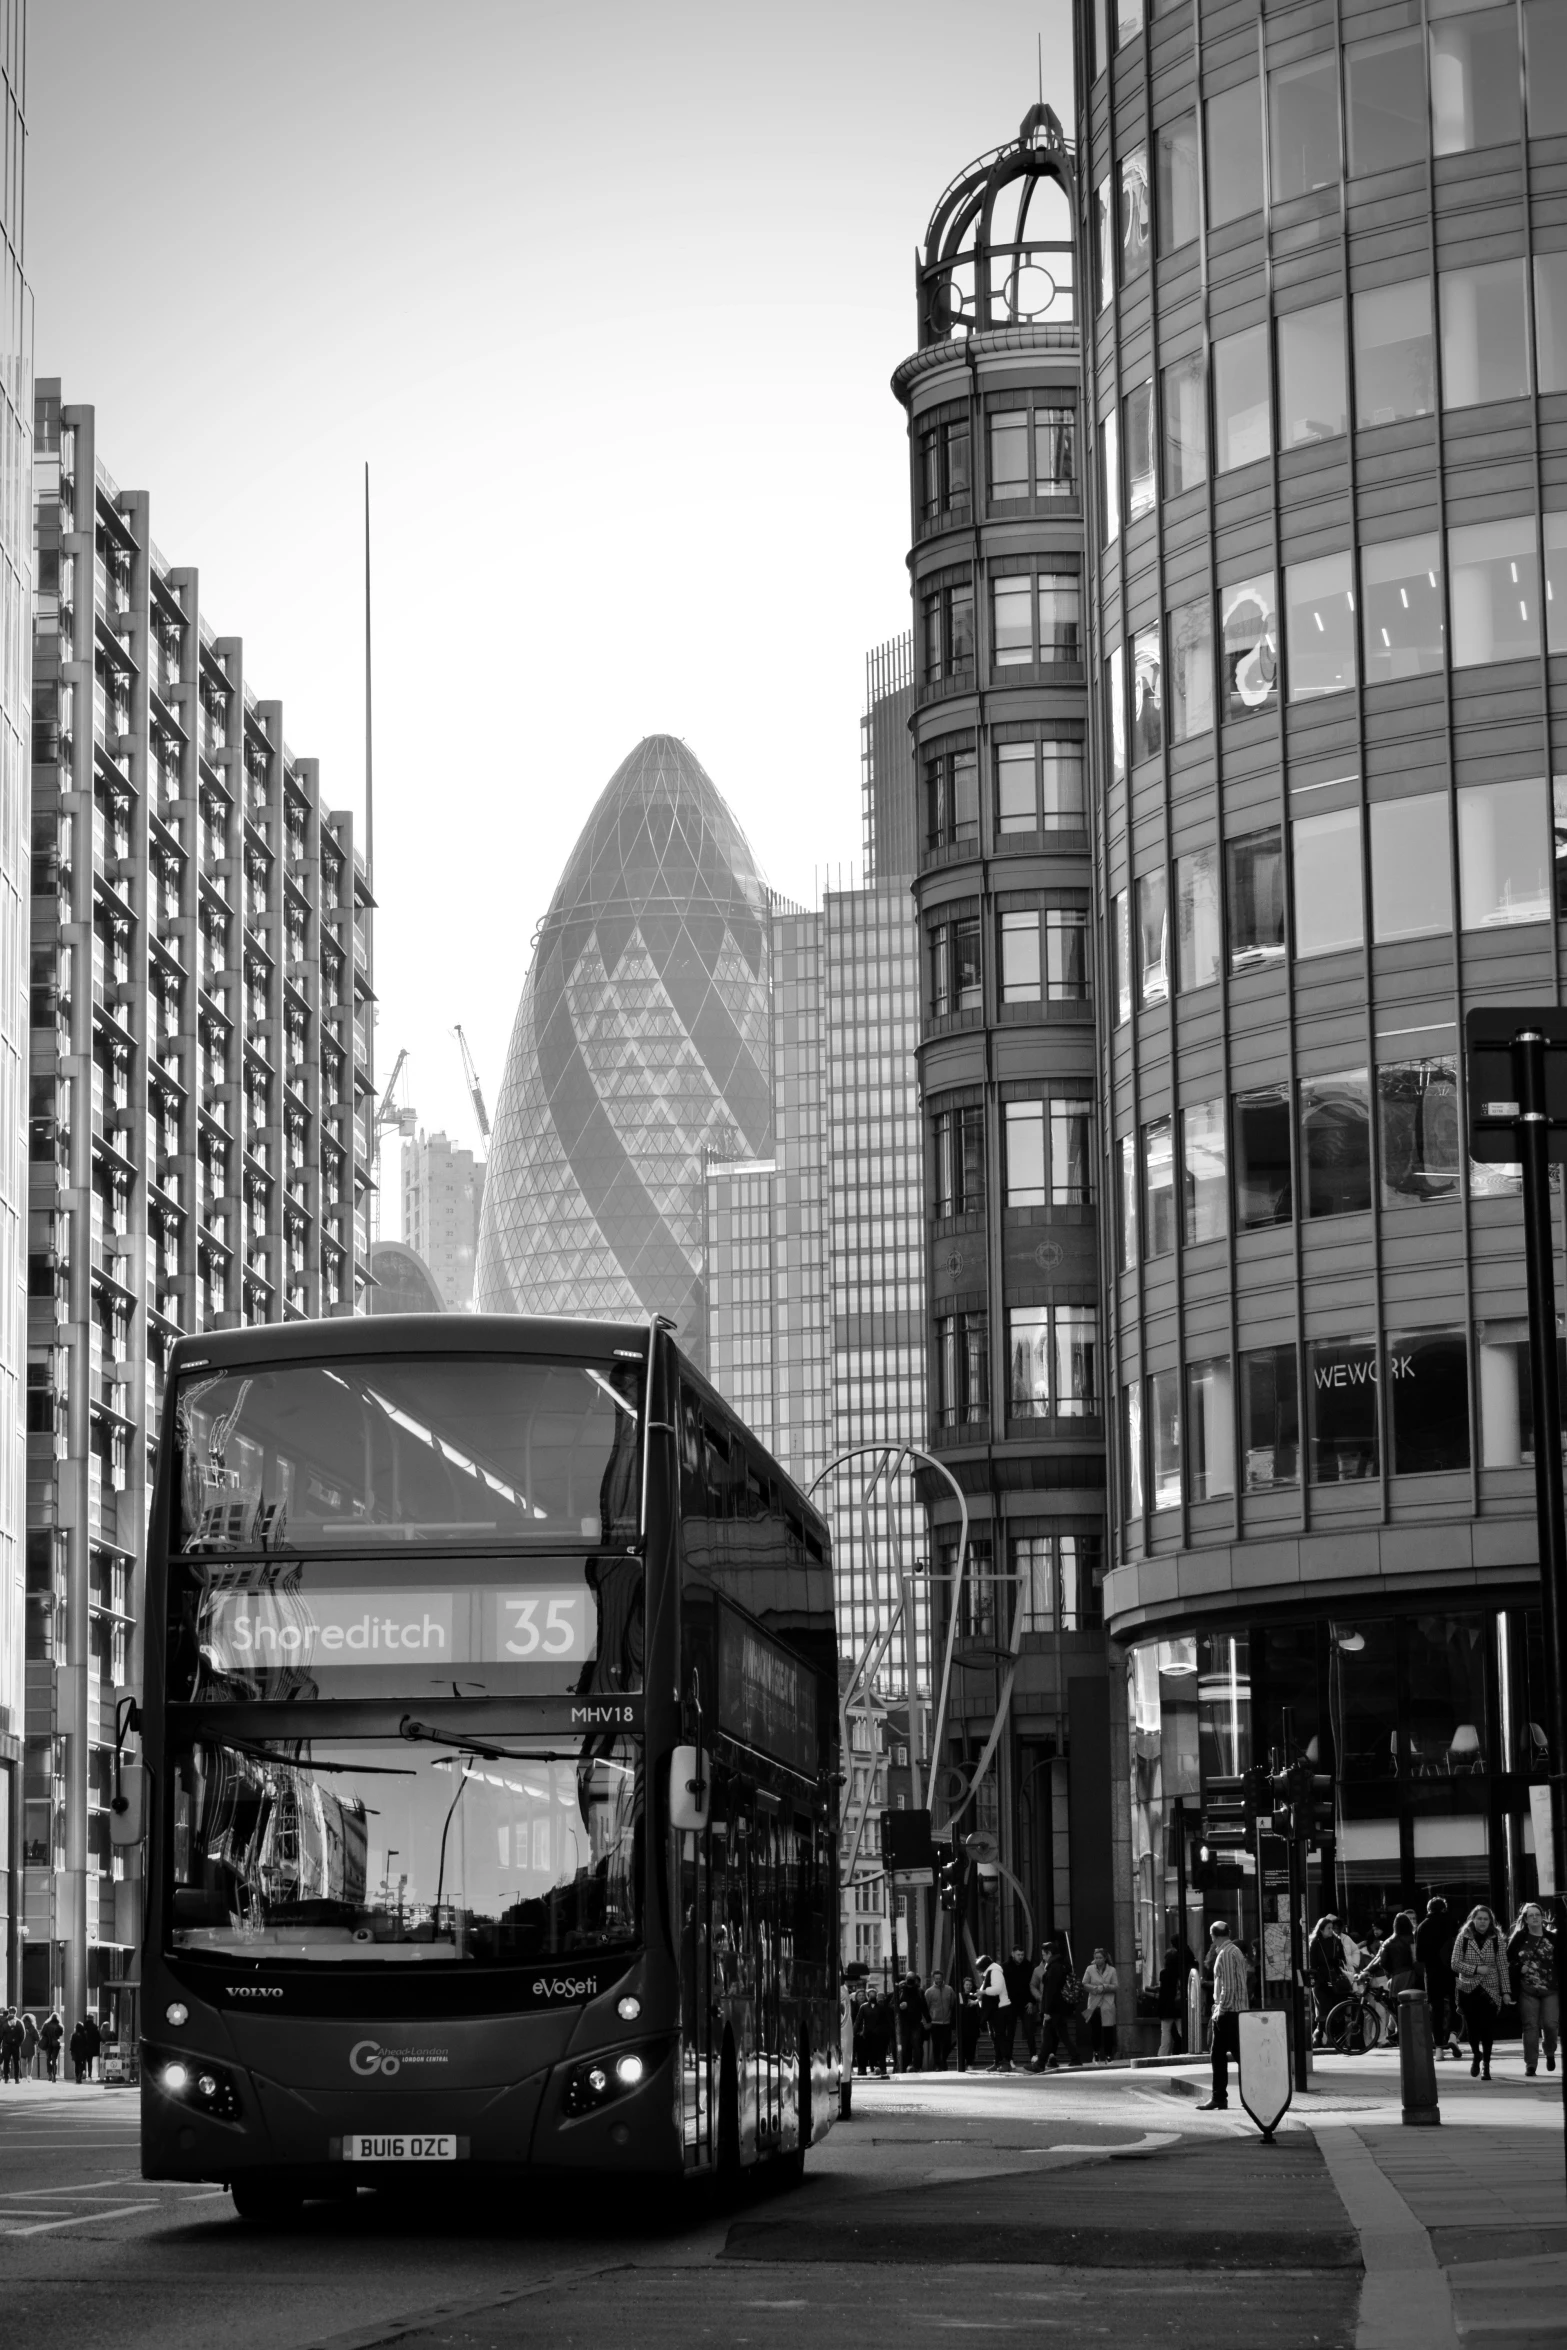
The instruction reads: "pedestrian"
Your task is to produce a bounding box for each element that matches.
[1033,1935,1079,2071]
[1414,1897,1463,2060]
[1003,1945,1035,2067]
[0,2007,21,2084]
[1452,1903,1510,2080]
[1367,1910,1419,2045]
[19,2009,39,2080]
[38,2010,62,2083]
[68,2017,90,2085]
[1507,1901,1561,2078]
[926,1969,957,2071]
[976,1951,1014,2070]
[1197,1920,1249,2111]
[958,1972,985,2068]
[1308,1914,1354,2044]
[867,1986,895,2077]
[896,1969,930,2073]
[85,2014,103,2081]
[1081,1946,1120,2063]
[1156,1936,1192,2056]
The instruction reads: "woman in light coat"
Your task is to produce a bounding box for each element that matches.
[1452,1903,1510,2080]
[1081,1946,1120,2063]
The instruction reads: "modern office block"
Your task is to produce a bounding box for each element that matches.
[705,898,830,1494]
[1076,0,1566,1977]
[476,735,773,1367]
[401,1127,484,1310]
[0,0,28,2009]
[24,387,374,2022]
[895,107,1118,1966]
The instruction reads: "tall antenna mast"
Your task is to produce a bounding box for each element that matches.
[1037,31,1043,104]
[364,460,374,895]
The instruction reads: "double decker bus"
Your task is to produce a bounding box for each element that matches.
[135,1314,841,2219]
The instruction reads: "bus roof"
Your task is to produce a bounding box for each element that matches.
[165,1312,655,1375]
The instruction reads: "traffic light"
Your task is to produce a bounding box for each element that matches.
[938,1840,965,1913]
[1189,1839,1217,1891]
[1243,1763,1274,1822]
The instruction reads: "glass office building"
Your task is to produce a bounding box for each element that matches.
[0,0,27,2006]
[476,735,773,1365]
[895,108,1122,1964]
[1076,0,1566,1977]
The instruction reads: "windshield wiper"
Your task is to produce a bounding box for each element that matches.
[397,1716,576,1764]
[223,1738,417,1777]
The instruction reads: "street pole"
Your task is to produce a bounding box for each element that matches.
[1514,1030,1567,2195]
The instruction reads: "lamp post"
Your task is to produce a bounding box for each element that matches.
[1465,1009,1567,2200]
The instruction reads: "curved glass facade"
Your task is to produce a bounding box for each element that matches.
[476,735,772,1364]
[1076,0,1563,1954]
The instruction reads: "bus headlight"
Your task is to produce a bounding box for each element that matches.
[617,1996,641,2021]
[148,2045,243,2123]
[165,2003,189,2028]
[561,2042,663,2118]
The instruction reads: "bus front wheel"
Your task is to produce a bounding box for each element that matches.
[230,2174,304,2226]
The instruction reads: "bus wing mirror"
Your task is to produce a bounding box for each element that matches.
[669,1744,710,1833]
[109,1764,146,1847]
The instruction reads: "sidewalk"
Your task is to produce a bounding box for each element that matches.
[1294,2052,1565,2350]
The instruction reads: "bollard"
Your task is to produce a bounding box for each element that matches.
[1398,1990,1441,2126]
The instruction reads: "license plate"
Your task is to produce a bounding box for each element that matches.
[342,2134,459,2163]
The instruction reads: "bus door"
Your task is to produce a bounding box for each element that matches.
[679,1823,711,2166]
[712,1804,756,2156]
[754,1791,782,2145]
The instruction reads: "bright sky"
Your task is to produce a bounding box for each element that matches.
[29,0,1074,1179]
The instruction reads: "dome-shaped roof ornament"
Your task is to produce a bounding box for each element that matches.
[918,101,1076,349]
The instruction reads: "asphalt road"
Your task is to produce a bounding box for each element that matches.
[0,2071,1364,2350]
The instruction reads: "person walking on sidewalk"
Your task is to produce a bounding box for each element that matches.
[896,1970,930,2074]
[1453,1904,1510,2079]
[1198,1921,1249,2110]
[1415,1896,1463,2060]
[38,2010,62,2083]
[1157,1937,1196,2056]
[926,1970,957,2071]
[0,2007,21,2084]
[1004,1946,1036,2067]
[1081,1947,1120,2063]
[1507,1901,1561,2077]
[977,1952,1015,2070]
[1032,1936,1077,2071]
[18,2010,39,2080]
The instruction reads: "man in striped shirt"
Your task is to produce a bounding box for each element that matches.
[1197,1920,1250,2111]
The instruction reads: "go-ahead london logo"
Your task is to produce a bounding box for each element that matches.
[348,2040,449,2077]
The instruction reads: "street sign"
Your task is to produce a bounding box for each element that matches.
[1238,2011,1292,2140]
[1465,1007,1567,1163]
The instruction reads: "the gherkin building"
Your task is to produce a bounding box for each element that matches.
[475,735,772,1363]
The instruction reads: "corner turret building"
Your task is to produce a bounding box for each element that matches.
[895,109,1122,1965]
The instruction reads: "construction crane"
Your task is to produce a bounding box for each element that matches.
[453,1025,491,1143]
[374,1048,418,1146]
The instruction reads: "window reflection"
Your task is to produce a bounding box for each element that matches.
[1143,1115,1176,1258]
[1214,325,1271,473]
[1300,1068,1372,1218]
[1346,30,1427,175]
[1308,1339,1380,1482]
[1354,278,1435,427]
[1292,807,1363,958]
[1240,1346,1299,1490]
[1440,261,1531,408]
[1226,827,1285,972]
[1156,115,1199,253]
[1430,10,1522,157]
[1387,1332,1471,1476]
[1167,597,1214,741]
[1206,81,1264,228]
[1220,576,1278,720]
[1181,1099,1226,1244]
[1137,868,1168,1006]
[1377,1060,1461,1206]
[1162,354,1208,496]
[1269,56,1341,202]
[1285,554,1357,701]
[1278,300,1347,447]
[1175,847,1221,989]
[1132,625,1163,761]
[1233,1082,1292,1229]
[1449,521,1542,669]
[1456,775,1550,928]
[1362,536,1444,683]
[1119,149,1150,282]
[1186,1357,1234,1500]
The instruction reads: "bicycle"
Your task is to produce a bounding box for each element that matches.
[1324,1971,1393,2055]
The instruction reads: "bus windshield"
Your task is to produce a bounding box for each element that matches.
[172,1355,643,1554]
[166,1733,642,1966]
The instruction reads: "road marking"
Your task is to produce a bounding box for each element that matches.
[0,2200,161,2237]
[1310,2124,1459,2350]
